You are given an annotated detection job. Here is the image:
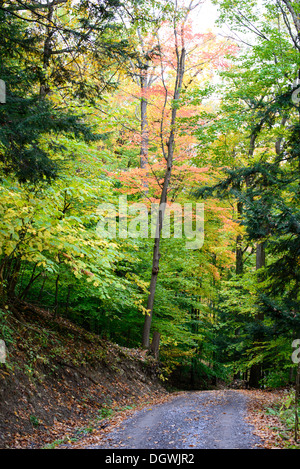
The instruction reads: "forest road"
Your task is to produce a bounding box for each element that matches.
[87,390,262,450]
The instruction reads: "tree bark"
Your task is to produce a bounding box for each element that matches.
[150,330,160,359]
[142,28,186,349]
[235,201,244,275]
[53,273,60,318]
[140,74,149,171]
[249,242,266,388]
[19,263,42,300]
[65,284,72,315]
[39,4,54,98]
[255,242,265,272]
[7,257,21,299]
[37,273,47,302]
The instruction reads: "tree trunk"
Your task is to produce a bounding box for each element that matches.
[142,36,186,349]
[65,284,72,315]
[236,234,244,275]
[235,201,244,275]
[249,242,265,388]
[7,257,21,299]
[53,274,60,318]
[37,273,47,302]
[20,263,42,300]
[40,5,54,98]
[142,193,166,348]
[190,357,196,389]
[140,74,149,171]
[150,330,160,359]
[256,242,265,272]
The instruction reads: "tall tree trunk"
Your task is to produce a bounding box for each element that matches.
[0,256,7,305]
[65,284,72,315]
[249,242,265,388]
[236,234,244,275]
[150,330,160,359]
[235,201,244,275]
[37,273,47,302]
[7,257,21,299]
[256,242,265,272]
[140,74,149,171]
[20,263,42,300]
[40,5,54,98]
[142,34,186,349]
[142,172,170,348]
[53,274,60,318]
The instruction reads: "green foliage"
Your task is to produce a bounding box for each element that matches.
[191,0,300,388]
[0,307,14,349]
[29,415,40,428]
[261,370,291,389]
[2,0,300,396]
[0,10,102,182]
[265,390,300,448]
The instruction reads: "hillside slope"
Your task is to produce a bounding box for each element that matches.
[0,302,166,448]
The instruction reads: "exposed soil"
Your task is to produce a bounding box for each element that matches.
[0,303,166,449]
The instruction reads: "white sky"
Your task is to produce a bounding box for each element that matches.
[193,0,220,33]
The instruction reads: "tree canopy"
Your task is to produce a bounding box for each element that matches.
[0,0,300,393]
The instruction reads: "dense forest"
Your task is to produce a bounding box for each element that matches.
[0,0,300,405]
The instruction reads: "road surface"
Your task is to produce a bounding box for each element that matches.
[87,390,262,450]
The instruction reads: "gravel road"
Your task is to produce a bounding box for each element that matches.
[88,390,262,450]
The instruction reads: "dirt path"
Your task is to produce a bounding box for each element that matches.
[86,390,263,450]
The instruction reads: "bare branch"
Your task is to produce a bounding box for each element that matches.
[281,0,300,34]
[2,0,67,11]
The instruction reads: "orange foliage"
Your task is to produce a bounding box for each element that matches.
[106,16,238,221]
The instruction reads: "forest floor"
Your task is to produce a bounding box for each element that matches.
[0,301,166,449]
[0,301,294,449]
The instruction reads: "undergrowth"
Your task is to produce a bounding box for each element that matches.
[266,390,300,449]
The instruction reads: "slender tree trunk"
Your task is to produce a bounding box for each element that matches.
[20,263,42,300]
[0,256,7,304]
[249,242,266,388]
[142,187,167,348]
[150,330,160,359]
[40,5,54,98]
[37,273,47,302]
[142,35,186,349]
[235,201,244,275]
[236,234,244,275]
[140,74,149,171]
[65,284,72,315]
[256,242,265,272]
[7,257,21,299]
[190,357,196,389]
[53,274,60,318]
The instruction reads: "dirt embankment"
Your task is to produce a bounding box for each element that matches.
[0,303,166,449]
